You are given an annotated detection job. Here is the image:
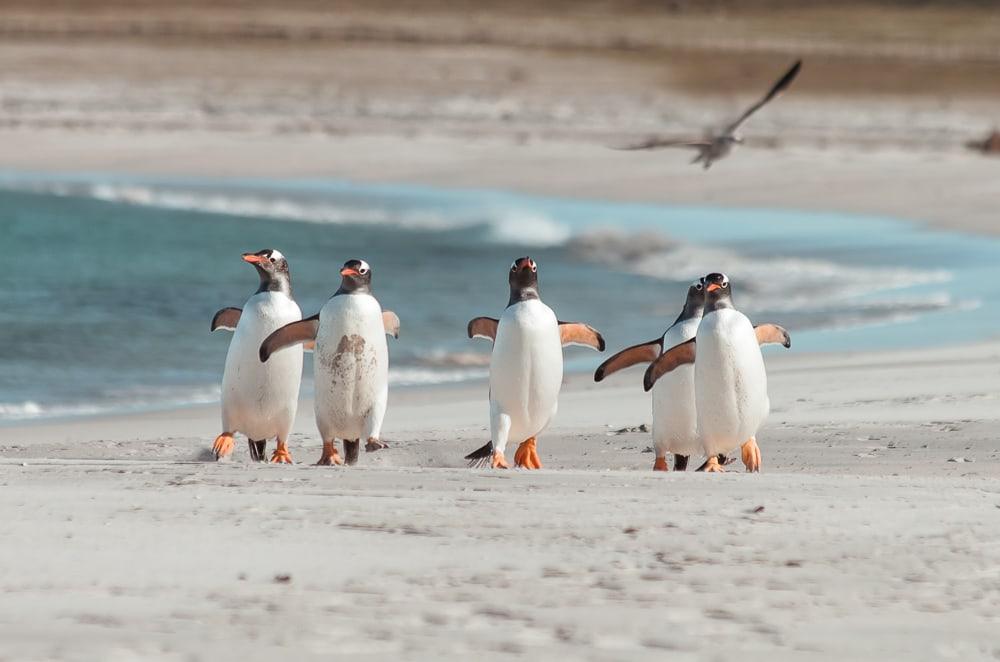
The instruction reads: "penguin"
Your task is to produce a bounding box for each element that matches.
[465,257,605,469]
[594,279,708,471]
[642,273,790,472]
[260,259,400,466]
[210,249,304,463]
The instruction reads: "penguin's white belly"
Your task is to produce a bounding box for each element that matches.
[314,294,388,441]
[651,317,701,457]
[490,300,563,443]
[651,365,700,457]
[695,309,769,457]
[221,292,303,440]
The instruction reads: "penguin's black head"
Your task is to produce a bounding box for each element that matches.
[338,258,372,294]
[701,272,733,310]
[242,248,291,294]
[678,278,707,320]
[507,256,540,305]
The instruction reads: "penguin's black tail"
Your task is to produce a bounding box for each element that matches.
[464,441,494,468]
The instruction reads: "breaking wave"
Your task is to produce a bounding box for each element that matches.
[13,180,571,247]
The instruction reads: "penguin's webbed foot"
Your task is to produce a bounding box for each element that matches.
[653,456,669,471]
[212,433,235,461]
[343,439,360,466]
[514,437,541,470]
[365,438,388,453]
[491,450,510,469]
[270,440,293,464]
[698,456,726,473]
[316,440,344,466]
[741,437,761,473]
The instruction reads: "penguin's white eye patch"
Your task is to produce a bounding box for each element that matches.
[531,262,537,272]
[510,260,518,272]
[695,283,703,291]
[358,260,371,274]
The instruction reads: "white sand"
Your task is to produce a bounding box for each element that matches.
[2,4,1000,658]
[3,343,1000,660]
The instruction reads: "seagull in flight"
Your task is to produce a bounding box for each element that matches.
[616,59,802,170]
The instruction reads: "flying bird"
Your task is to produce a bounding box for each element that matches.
[615,59,802,169]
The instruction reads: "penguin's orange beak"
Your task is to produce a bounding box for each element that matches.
[706,283,721,292]
[341,266,360,277]
[242,253,265,264]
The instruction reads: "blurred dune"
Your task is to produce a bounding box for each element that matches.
[0,0,997,150]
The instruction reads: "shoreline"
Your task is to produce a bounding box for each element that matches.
[4,339,999,476]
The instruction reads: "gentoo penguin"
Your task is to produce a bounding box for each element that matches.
[465,257,605,469]
[643,273,790,472]
[210,249,304,463]
[260,259,400,466]
[594,280,708,471]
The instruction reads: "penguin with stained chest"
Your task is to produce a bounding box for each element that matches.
[643,272,790,472]
[465,257,605,469]
[594,279,709,471]
[260,259,400,466]
[210,249,303,463]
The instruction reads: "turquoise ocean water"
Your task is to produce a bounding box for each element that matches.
[2,172,998,422]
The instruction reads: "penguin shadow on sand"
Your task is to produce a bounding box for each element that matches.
[464,256,606,470]
[260,258,400,467]
[596,272,790,473]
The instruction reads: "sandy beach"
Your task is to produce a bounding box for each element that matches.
[2,2,1000,660]
[3,342,1000,660]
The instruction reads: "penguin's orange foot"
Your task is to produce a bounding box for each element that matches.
[701,456,726,473]
[270,441,294,464]
[365,438,388,453]
[316,441,344,466]
[653,456,669,472]
[491,450,510,469]
[741,437,761,473]
[212,433,235,461]
[514,437,542,469]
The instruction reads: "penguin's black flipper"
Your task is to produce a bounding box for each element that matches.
[755,324,791,348]
[643,338,697,392]
[558,322,605,351]
[259,314,319,362]
[594,338,663,382]
[468,317,499,342]
[464,441,494,468]
[211,307,242,332]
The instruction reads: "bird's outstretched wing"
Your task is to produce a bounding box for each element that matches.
[467,317,499,342]
[382,311,400,339]
[210,307,242,332]
[594,338,663,382]
[259,315,319,362]
[725,59,802,134]
[558,322,605,351]
[643,337,697,392]
[754,323,791,348]
[612,137,711,151]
